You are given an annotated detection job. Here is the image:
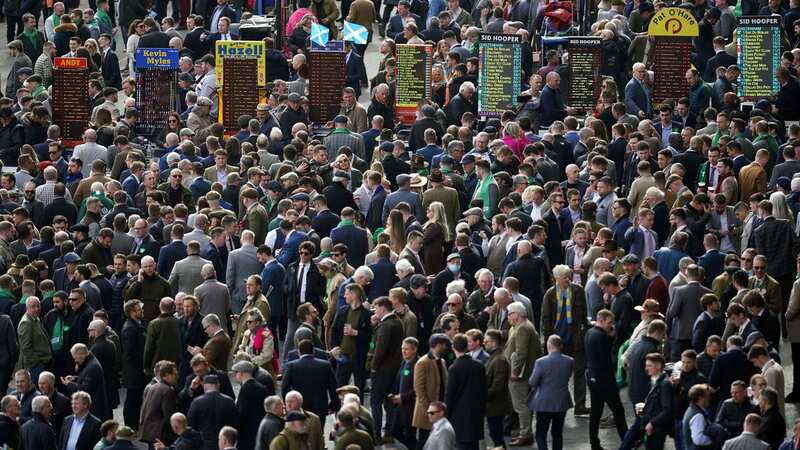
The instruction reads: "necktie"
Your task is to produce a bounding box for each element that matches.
[643,229,654,256]
[226,237,234,253]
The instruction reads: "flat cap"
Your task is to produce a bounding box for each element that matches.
[63,252,80,263]
[231,360,256,373]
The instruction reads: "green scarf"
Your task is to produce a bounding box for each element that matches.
[753,133,779,153]
[474,172,495,219]
[22,27,38,44]
[20,295,29,305]
[0,288,14,299]
[711,129,729,147]
[338,218,354,227]
[51,315,64,352]
[50,13,61,28]
[96,10,112,27]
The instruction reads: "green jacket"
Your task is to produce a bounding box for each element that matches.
[125,273,172,322]
[16,314,52,370]
[143,313,181,375]
[503,318,541,380]
[334,427,374,450]
[485,348,512,417]
[269,429,312,450]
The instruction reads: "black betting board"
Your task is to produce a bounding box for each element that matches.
[568,37,602,113]
[52,57,90,141]
[222,58,260,128]
[395,44,432,124]
[652,36,692,105]
[737,16,780,100]
[136,68,177,137]
[309,49,345,124]
[478,33,523,117]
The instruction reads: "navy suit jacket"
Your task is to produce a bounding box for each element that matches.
[157,240,187,278]
[527,351,574,412]
[698,249,725,287]
[100,50,122,90]
[280,355,340,420]
[121,175,139,200]
[201,242,227,283]
[260,260,286,317]
[344,51,367,95]
[190,177,212,199]
[386,14,421,40]
[624,77,650,117]
[276,230,308,267]
[624,226,658,258]
[367,257,398,300]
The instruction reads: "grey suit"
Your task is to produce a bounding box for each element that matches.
[527,351,574,412]
[194,279,231,321]
[168,254,212,296]
[183,230,211,248]
[721,431,769,450]
[668,281,711,360]
[110,231,134,257]
[225,244,262,313]
[769,159,800,190]
[422,418,456,450]
[707,206,742,253]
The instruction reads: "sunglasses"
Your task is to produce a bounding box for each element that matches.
[68,297,80,301]
[172,175,182,179]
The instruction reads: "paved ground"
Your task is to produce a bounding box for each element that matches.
[2,4,798,449]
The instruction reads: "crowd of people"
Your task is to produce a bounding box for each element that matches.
[1,0,800,449]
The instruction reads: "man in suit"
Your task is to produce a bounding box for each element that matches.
[139,362,178,446]
[412,334,449,445]
[183,15,209,61]
[541,191,572,266]
[97,34,121,89]
[225,230,262,313]
[190,314,230,372]
[654,104,683,148]
[541,265,589,414]
[769,144,800,190]
[444,333,486,450]
[385,0,420,40]
[667,264,711,361]
[137,17,171,48]
[275,220,308,268]
[186,375,237,450]
[203,150,238,188]
[692,293,725,353]
[625,209,659,259]
[585,309,628,449]
[194,264,231,326]
[754,200,799,315]
[120,300,147,430]
[708,197,742,254]
[168,242,212,296]
[710,334,755,401]
[369,297,405,438]
[625,63,651,119]
[528,335,574,450]
[344,43,368,96]
[208,0,237,33]
[62,344,110,422]
[280,340,339,427]
[130,219,160,261]
[157,224,188,279]
[698,234,726,288]
[390,337,419,449]
[330,208,371,268]
[258,246,286,344]
[504,302,542,446]
[59,391,101,450]
[283,242,325,357]
[231,361,269,450]
[241,189,268,246]
[721,413,769,450]
[205,17,237,51]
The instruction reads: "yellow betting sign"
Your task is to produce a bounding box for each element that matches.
[215,40,266,86]
[647,7,699,37]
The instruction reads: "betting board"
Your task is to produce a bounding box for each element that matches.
[567,37,602,113]
[309,49,345,124]
[651,36,693,105]
[52,57,89,141]
[395,44,432,125]
[737,16,780,100]
[478,33,523,117]
[222,58,260,128]
[135,49,179,138]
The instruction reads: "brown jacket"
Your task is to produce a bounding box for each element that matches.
[139,380,177,442]
[738,162,768,201]
[72,173,113,206]
[541,283,589,353]
[203,330,231,371]
[412,353,447,430]
[422,185,461,234]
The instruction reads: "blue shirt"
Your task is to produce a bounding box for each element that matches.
[67,414,88,450]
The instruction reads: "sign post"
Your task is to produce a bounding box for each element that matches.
[737,16,780,100]
[135,48,179,138]
[647,7,699,105]
[478,33,523,118]
[395,44,432,125]
[52,57,89,144]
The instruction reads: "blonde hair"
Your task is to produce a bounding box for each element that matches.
[426,201,451,241]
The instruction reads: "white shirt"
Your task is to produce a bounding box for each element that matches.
[717,212,735,253]
[66,414,88,450]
